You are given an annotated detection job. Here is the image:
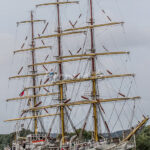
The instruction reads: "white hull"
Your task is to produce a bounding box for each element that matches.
[12,140,135,150]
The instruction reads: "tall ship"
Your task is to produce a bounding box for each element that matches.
[5,0,148,149]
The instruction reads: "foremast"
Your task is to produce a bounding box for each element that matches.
[89,0,98,142]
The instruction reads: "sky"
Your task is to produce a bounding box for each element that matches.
[0,0,150,134]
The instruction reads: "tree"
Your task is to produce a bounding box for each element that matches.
[136,126,150,150]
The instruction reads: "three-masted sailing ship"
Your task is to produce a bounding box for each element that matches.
[5,0,148,149]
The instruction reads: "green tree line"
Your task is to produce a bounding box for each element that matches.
[0,126,150,150]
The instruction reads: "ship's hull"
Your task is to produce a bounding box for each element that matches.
[12,140,135,150]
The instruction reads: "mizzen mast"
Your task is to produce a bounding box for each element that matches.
[31,11,38,134]
[56,0,65,144]
[13,11,46,135]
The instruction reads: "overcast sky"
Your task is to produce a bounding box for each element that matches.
[0,0,150,134]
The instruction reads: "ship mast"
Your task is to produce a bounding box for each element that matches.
[89,0,98,142]
[56,0,65,144]
[30,11,38,135]
[5,10,61,129]
[5,1,149,146]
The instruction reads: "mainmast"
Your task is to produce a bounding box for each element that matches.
[56,0,65,144]
[31,11,38,135]
[89,0,98,142]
